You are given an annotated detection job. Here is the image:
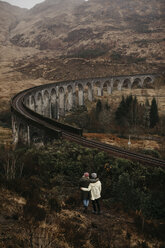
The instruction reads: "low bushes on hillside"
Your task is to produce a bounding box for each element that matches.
[0,141,165,222]
[67,43,109,59]
[103,158,165,220]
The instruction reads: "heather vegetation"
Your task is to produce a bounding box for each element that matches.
[67,43,109,59]
[110,51,146,63]
[0,142,165,219]
[0,141,165,247]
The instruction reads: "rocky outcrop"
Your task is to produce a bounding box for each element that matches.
[0,1,26,44]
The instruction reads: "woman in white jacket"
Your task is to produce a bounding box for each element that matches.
[81,173,102,214]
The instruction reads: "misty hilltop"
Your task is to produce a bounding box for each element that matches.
[0,0,163,64]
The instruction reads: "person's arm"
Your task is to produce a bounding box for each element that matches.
[81,184,91,191]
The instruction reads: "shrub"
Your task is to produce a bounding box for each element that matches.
[112,172,141,210]
[140,149,161,159]
[49,198,61,212]
[1,141,164,222]
[67,43,109,59]
[104,158,165,219]
[23,200,46,222]
[140,191,165,219]
[65,192,81,209]
[59,217,88,248]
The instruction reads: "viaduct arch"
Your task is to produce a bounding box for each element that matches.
[11,74,156,146]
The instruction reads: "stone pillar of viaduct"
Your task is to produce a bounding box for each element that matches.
[12,74,156,146]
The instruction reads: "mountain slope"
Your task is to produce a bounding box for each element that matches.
[8,0,165,67]
[0,1,26,44]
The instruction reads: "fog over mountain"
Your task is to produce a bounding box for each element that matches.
[0,0,45,9]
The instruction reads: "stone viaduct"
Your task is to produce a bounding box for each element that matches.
[11,74,156,145]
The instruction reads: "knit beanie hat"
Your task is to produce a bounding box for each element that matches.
[91,173,97,179]
[84,172,89,178]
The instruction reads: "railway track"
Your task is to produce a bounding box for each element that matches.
[12,90,62,136]
[11,88,165,168]
[62,133,165,168]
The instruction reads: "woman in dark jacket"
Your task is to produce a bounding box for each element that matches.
[79,172,91,213]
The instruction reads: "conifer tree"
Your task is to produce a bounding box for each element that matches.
[125,95,133,126]
[133,96,138,126]
[115,96,127,125]
[150,97,159,128]
[95,99,102,120]
[96,99,102,112]
[144,98,150,128]
[138,103,145,127]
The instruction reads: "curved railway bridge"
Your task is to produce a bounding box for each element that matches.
[11,74,165,168]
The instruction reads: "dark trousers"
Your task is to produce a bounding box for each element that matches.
[92,198,100,213]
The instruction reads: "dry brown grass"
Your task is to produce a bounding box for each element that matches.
[84,133,160,151]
